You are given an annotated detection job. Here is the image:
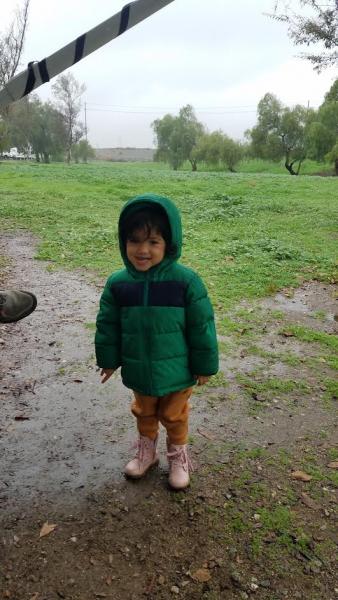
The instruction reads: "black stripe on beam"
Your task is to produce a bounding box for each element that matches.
[38,59,50,83]
[118,4,131,35]
[74,34,86,64]
[23,62,36,97]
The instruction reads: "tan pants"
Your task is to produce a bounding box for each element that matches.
[131,387,193,445]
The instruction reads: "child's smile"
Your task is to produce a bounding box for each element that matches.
[126,227,166,271]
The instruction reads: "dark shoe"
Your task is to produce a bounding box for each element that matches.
[0,290,37,323]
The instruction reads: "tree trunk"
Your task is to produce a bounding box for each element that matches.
[295,159,303,175]
[285,159,298,175]
[335,158,338,176]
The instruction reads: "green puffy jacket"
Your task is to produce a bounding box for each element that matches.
[95,194,218,396]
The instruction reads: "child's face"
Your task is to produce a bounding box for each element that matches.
[126,227,166,271]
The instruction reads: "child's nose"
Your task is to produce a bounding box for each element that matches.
[138,242,149,253]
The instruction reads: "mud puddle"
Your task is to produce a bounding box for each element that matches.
[0,233,135,513]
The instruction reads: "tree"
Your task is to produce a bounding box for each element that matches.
[192,131,243,172]
[306,120,334,162]
[247,93,311,175]
[7,96,67,162]
[306,78,338,173]
[325,142,338,176]
[153,113,184,170]
[0,120,9,155]
[279,105,309,174]
[221,136,244,172]
[30,101,67,163]
[72,140,95,163]
[177,105,204,171]
[0,0,30,94]
[7,96,34,154]
[52,73,86,163]
[0,1,30,154]
[269,1,338,71]
[152,105,204,171]
[193,131,224,167]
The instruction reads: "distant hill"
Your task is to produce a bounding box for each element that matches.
[95,147,155,162]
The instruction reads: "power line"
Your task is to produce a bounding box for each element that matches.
[85,106,257,115]
[85,102,257,110]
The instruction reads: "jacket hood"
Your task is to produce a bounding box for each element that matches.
[118,194,182,275]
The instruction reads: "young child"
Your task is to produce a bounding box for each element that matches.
[95,193,218,490]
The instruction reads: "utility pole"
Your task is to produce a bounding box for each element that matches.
[84,101,88,142]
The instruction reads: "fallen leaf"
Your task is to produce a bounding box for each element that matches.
[191,568,212,582]
[327,461,338,469]
[280,330,295,337]
[291,470,312,482]
[39,522,57,538]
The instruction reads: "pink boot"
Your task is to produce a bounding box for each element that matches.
[167,441,191,490]
[124,435,159,479]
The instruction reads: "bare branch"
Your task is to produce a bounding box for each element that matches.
[0,0,31,87]
[266,0,338,70]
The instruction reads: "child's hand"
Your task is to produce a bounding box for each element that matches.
[195,375,210,386]
[100,368,115,383]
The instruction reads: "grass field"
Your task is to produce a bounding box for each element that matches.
[0,161,337,310]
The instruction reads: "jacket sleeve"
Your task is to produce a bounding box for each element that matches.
[95,278,121,369]
[185,273,219,376]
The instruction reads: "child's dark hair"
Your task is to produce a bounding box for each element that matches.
[120,206,176,256]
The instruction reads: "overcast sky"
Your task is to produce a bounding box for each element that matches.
[2,0,337,148]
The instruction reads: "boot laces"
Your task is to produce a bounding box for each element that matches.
[167,446,193,472]
[132,437,154,462]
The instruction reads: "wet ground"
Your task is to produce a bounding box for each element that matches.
[0,233,337,599]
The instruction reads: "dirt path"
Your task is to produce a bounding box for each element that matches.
[0,233,337,599]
